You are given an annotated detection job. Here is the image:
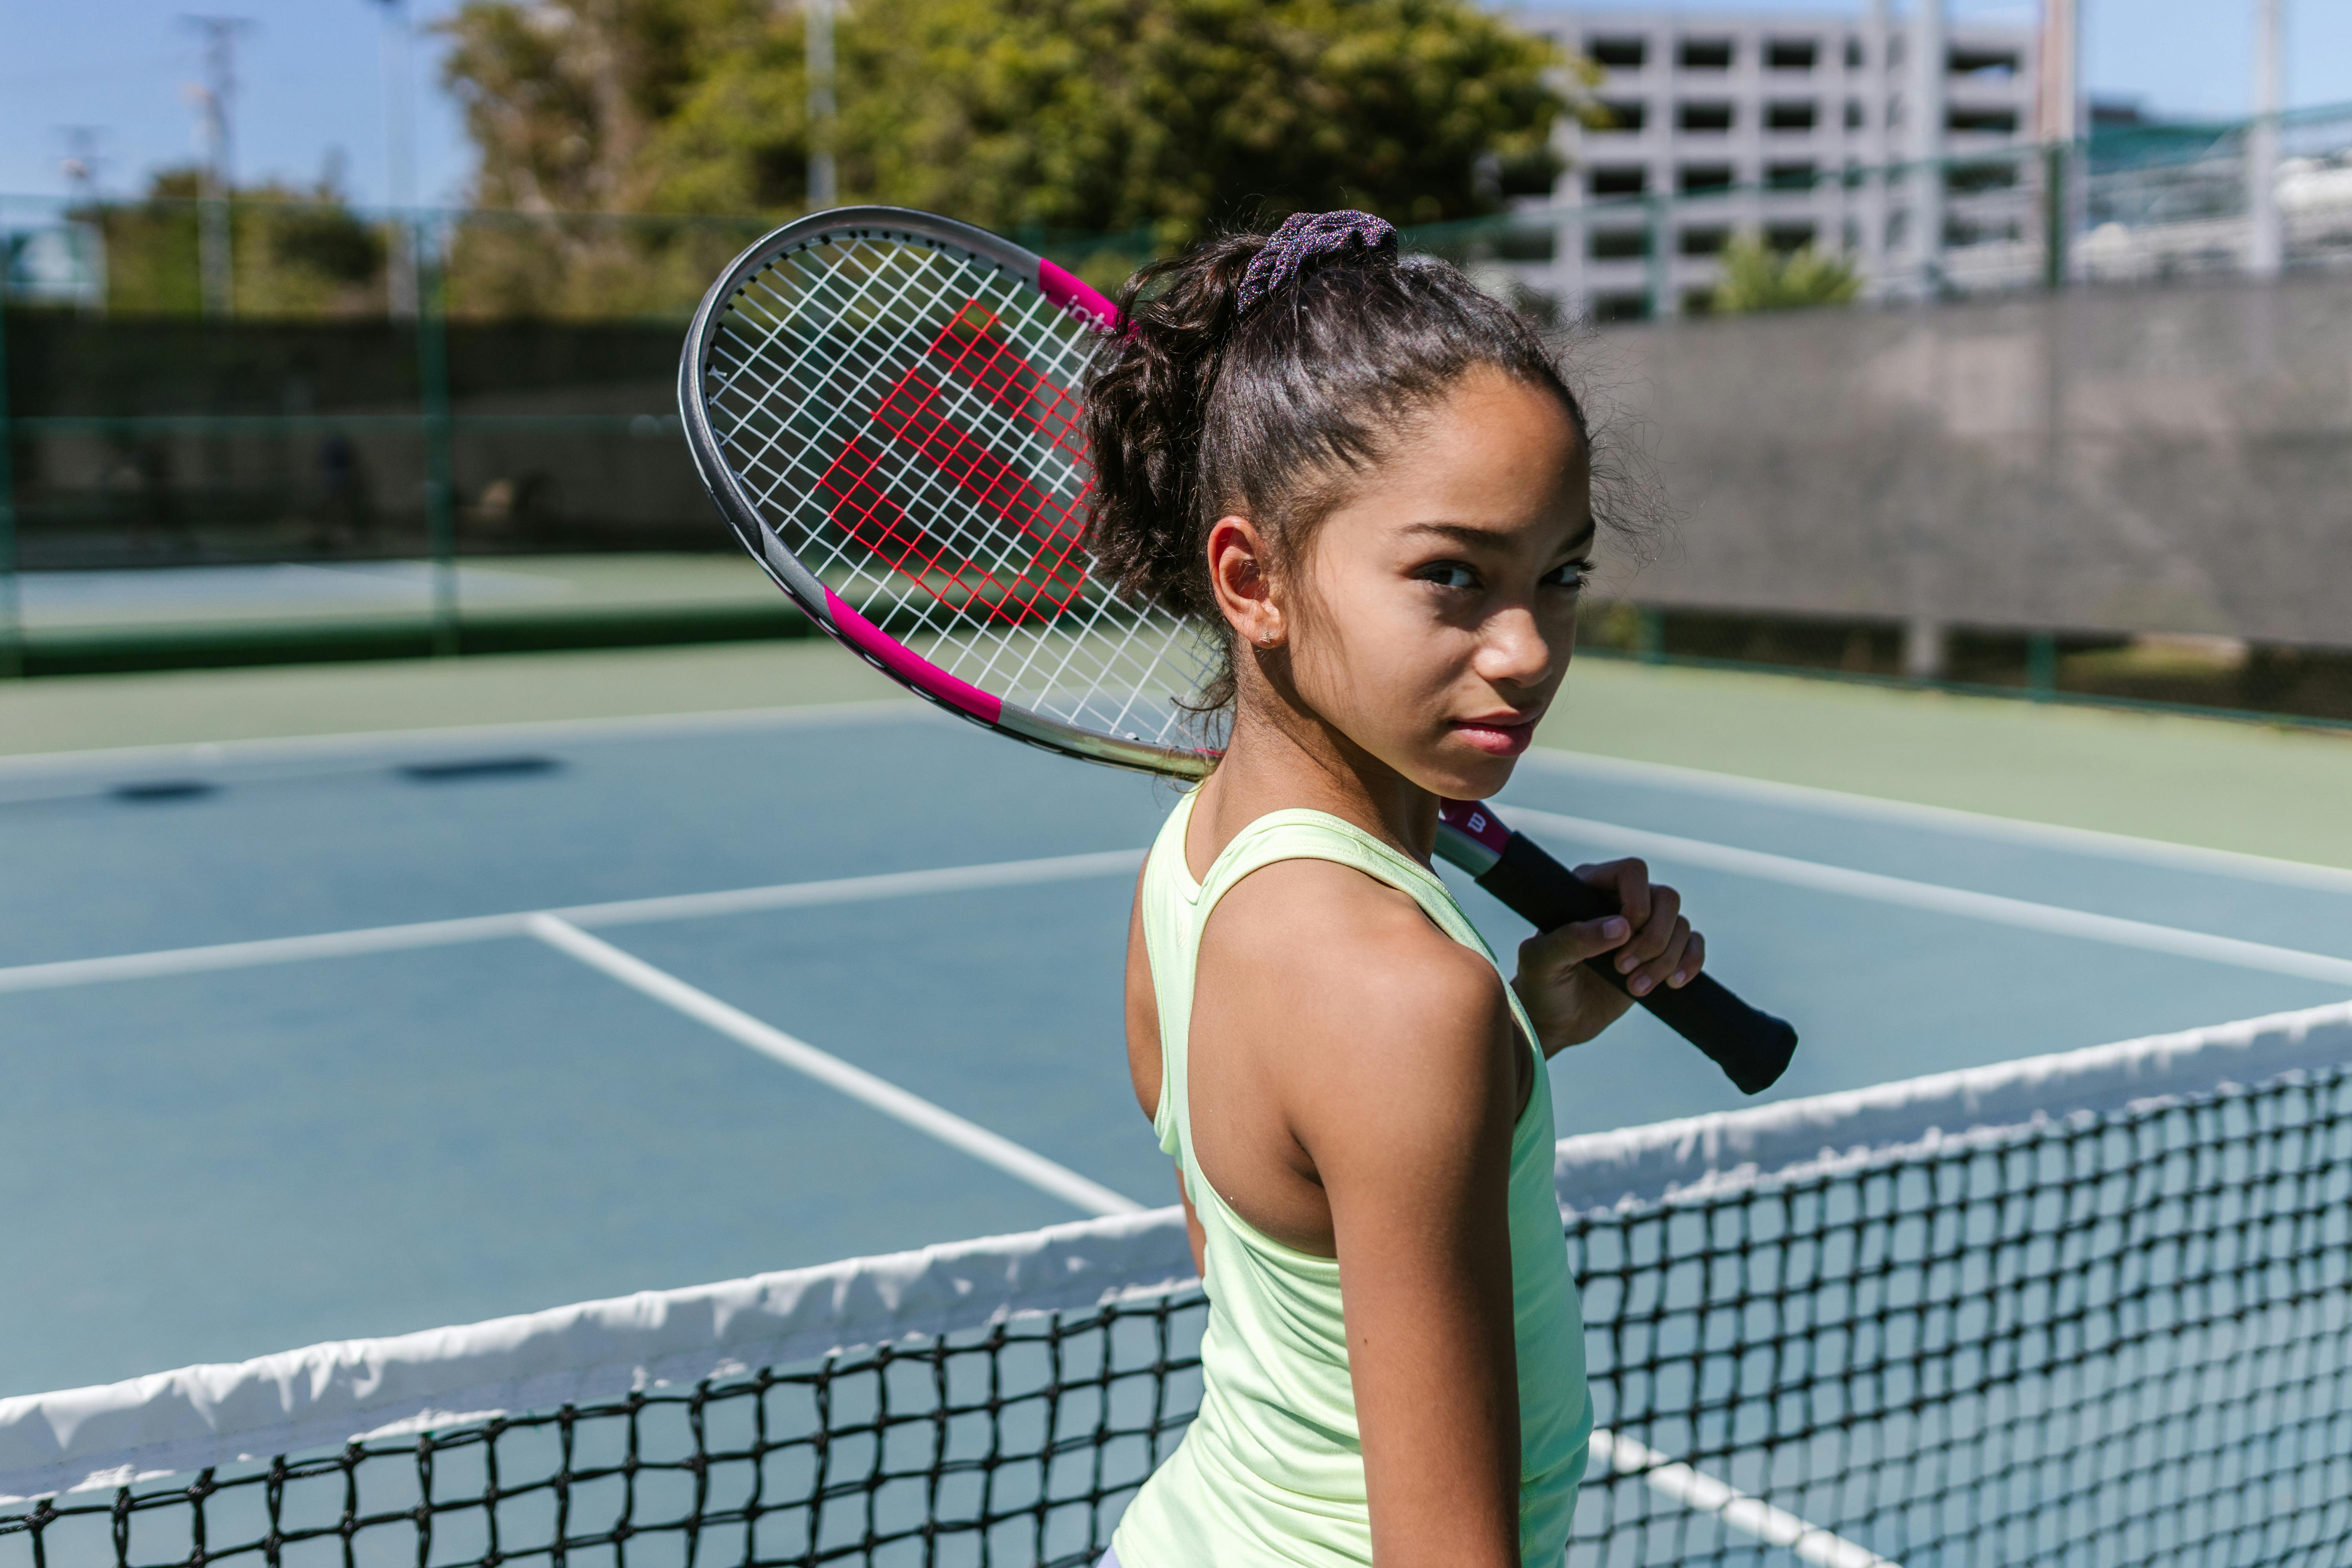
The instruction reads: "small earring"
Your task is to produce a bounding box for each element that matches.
[1256,631,1278,648]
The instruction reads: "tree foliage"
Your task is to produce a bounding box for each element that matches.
[439,0,1573,250]
[1710,232,1862,314]
[78,168,387,318]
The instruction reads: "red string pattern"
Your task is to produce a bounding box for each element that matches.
[814,300,1095,627]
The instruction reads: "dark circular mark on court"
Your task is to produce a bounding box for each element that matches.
[396,756,563,783]
[111,780,218,803]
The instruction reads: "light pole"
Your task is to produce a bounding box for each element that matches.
[369,0,420,317]
[1907,0,1945,298]
[58,127,105,202]
[2248,0,2284,277]
[1862,0,1891,296]
[58,127,110,312]
[2038,0,2078,289]
[181,15,255,318]
[807,0,838,207]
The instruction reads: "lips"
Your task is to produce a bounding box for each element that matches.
[1450,714,1539,757]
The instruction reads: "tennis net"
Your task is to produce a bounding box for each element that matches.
[5,999,2350,1568]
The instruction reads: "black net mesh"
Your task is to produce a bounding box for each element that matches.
[1568,1062,2352,1568]
[0,1293,1211,1568]
[7,1064,2349,1568]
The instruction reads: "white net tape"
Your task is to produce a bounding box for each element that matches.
[10,998,2347,1510]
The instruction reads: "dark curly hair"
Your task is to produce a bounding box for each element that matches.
[1081,229,1592,716]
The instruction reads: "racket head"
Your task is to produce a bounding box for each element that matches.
[679,205,1220,779]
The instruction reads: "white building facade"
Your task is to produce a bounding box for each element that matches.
[1508,8,2041,319]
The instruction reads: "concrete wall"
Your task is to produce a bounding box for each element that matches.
[1579,270,2352,648]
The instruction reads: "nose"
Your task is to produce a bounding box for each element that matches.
[1476,603,1555,691]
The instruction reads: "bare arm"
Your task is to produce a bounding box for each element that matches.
[1198,865,1527,1568]
[1307,948,1523,1568]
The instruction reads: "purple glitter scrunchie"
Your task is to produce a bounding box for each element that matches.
[1235,209,1398,314]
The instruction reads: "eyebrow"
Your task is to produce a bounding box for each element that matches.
[1401,520,1598,554]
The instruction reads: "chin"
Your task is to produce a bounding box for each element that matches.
[1415,747,1522,804]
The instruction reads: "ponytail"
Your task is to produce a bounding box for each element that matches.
[1081,235,1263,628]
[1081,215,1589,714]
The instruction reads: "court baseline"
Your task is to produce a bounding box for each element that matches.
[1519,749,2352,894]
[0,849,1144,994]
[1502,807,2352,987]
[9,817,2348,999]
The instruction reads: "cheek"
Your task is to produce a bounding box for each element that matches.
[1298,580,1475,710]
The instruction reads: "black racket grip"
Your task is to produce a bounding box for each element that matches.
[1473,829,1796,1096]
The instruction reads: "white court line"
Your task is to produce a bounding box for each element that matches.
[1504,807,2352,988]
[0,698,932,781]
[0,849,1144,994]
[1587,1429,1899,1568]
[1521,748,2352,896]
[523,914,1143,1219]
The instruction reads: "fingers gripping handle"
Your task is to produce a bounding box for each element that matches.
[1434,801,1797,1096]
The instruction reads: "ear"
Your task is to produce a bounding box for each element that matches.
[1205,514,1284,650]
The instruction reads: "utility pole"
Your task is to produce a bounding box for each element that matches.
[1907,0,1946,298]
[181,15,255,318]
[58,127,106,202]
[2038,0,2078,288]
[57,127,110,312]
[2248,0,2285,277]
[806,0,838,207]
[368,0,420,318]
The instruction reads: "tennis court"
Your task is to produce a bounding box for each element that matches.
[4,643,2350,1565]
[4,642,2348,1395]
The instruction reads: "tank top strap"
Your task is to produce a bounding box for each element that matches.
[1194,808,1497,963]
[1144,793,1535,1177]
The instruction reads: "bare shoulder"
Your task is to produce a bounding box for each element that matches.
[1200,859,1516,1150]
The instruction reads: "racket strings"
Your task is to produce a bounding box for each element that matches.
[702,231,1223,748]
[720,253,1090,601]
[723,274,1210,739]
[845,307,1093,622]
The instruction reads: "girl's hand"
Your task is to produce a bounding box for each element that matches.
[1509,858,1705,1057]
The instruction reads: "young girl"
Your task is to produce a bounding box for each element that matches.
[1085,212,1705,1567]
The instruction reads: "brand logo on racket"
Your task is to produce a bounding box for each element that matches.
[814,300,1095,628]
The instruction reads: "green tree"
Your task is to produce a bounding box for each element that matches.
[440,0,708,214]
[1709,231,1862,314]
[441,0,1572,250]
[76,168,387,318]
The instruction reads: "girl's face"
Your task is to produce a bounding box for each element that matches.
[1263,368,1594,803]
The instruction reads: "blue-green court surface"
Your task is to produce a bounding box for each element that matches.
[2,644,2348,1398]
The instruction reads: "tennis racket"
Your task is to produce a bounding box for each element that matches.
[677,205,1795,1096]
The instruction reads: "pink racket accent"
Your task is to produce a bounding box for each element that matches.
[1438,799,1514,856]
[813,299,1094,627]
[1038,259,1118,330]
[821,587,1004,723]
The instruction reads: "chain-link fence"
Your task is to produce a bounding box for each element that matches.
[2,107,2347,720]
[0,199,1176,676]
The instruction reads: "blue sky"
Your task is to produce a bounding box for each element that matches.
[2,0,2347,211]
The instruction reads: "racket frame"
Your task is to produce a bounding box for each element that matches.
[678,206,1795,1093]
[678,205,1212,782]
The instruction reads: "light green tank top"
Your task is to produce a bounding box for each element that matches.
[1112,789,1590,1568]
